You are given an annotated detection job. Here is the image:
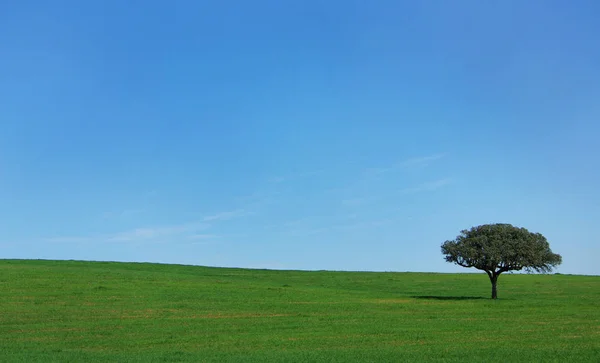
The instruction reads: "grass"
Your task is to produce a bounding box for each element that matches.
[0,259,598,362]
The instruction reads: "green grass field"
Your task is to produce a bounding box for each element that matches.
[0,259,598,362]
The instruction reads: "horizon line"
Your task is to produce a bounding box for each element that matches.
[0,258,592,276]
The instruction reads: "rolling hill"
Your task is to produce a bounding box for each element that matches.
[1,259,598,362]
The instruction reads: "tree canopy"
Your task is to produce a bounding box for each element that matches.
[441,223,562,299]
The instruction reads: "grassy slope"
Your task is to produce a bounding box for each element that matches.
[0,259,598,362]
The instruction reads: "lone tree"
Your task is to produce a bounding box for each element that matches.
[441,223,562,299]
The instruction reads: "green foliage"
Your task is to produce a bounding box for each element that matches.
[1,259,598,362]
[441,223,562,299]
[441,223,562,274]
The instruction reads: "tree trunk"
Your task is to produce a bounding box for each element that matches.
[485,271,500,299]
[491,279,498,299]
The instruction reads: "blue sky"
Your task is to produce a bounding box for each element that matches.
[1,1,599,275]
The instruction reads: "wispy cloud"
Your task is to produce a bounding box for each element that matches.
[281,213,358,230]
[266,154,443,188]
[341,197,379,207]
[399,178,452,194]
[397,153,445,168]
[203,209,247,222]
[266,159,367,185]
[288,227,330,237]
[102,209,144,219]
[186,234,222,245]
[267,169,324,184]
[42,236,95,243]
[45,206,254,245]
[188,234,220,240]
[363,153,445,177]
[288,217,403,237]
[43,220,215,245]
[339,178,452,207]
[107,221,210,242]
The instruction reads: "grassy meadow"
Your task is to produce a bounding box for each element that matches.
[0,259,598,362]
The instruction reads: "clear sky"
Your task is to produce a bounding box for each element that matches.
[1,1,599,275]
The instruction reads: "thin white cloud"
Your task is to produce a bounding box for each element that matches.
[187,234,222,246]
[102,209,144,219]
[107,222,210,242]
[42,236,94,243]
[363,153,446,177]
[339,178,452,207]
[45,203,251,248]
[362,166,394,176]
[289,227,331,236]
[43,221,211,245]
[236,191,281,207]
[45,206,251,246]
[338,218,397,230]
[283,213,358,227]
[266,164,350,184]
[399,178,452,194]
[341,197,379,207]
[288,217,403,236]
[397,153,445,168]
[203,209,247,222]
[188,234,220,240]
